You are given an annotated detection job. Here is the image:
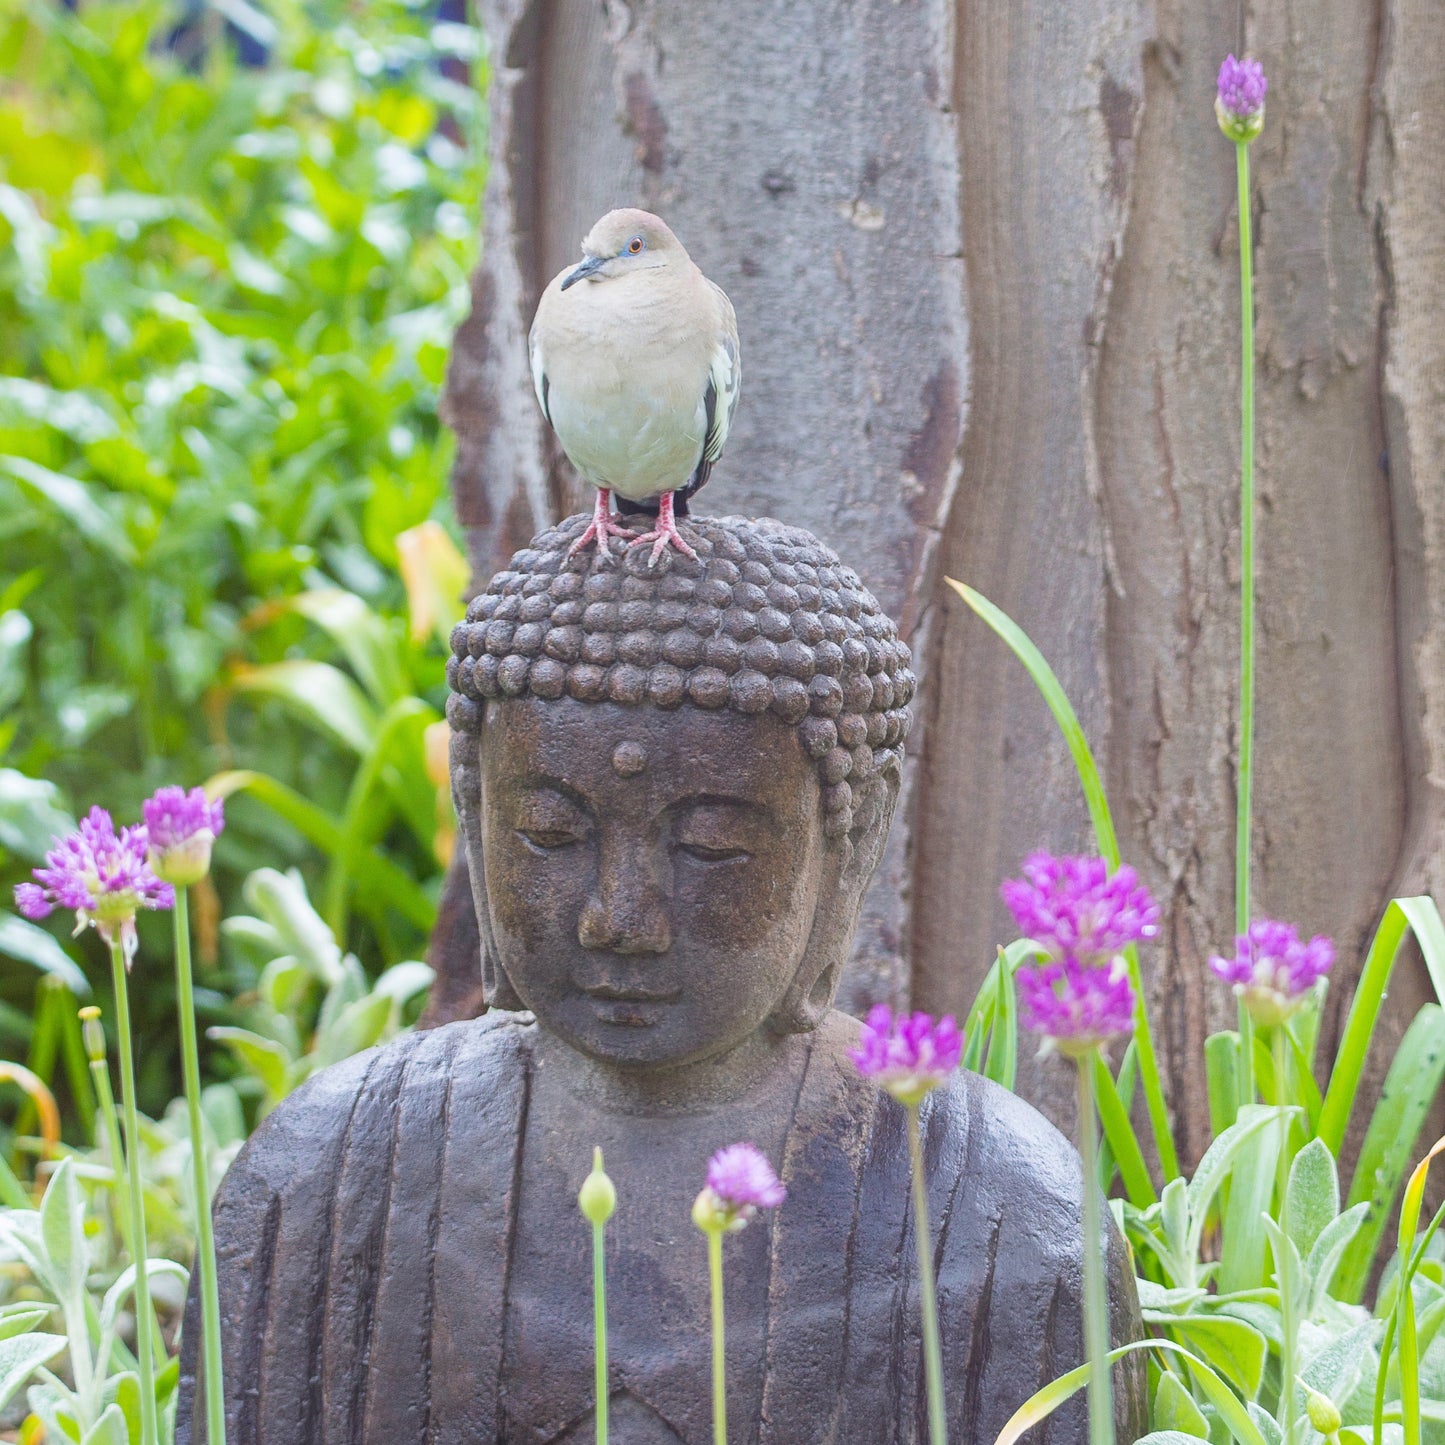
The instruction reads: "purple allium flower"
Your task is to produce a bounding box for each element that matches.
[1216,54,1267,140]
[1000,853,1160,966]
[692,1143,786,1233]
[143,786,224,887]
[1209,919,1334,1026]
[1017,955,1137,1058]
[849,1005,962,1107]
[14,806,173,966]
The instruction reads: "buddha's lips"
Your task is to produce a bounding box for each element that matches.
[582,984,682,1004]
[581,984,681,1027]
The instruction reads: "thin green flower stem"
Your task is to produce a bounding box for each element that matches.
[907,1103,948,1445]
[1234,133,1257,1106]
[175,890,227,1444]
[1076,1058,1115,1445]
[87,1051,131,1242]
[592,1212,608,1445]
[108,939,159,1445]
[1274,1027,1297,1445]
[707,1228,727,1445]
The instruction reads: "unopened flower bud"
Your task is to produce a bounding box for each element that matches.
[1304,1385,1341,1437]
[578,1147,616,1226]
[1216,55,1267,143]
[692,1186,727,1235]
[79,1006,106,1063]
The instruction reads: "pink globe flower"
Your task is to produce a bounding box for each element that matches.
[15,806,173,966]
[849,1005,961,1107]
[1000,852,1160,966]
[692,1143,786,1233]
[143,786,225,887]
[1017,955,1136,1059]
[1210,919,1334,1026]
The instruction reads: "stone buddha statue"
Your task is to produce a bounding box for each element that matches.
[179,513,1145,1444]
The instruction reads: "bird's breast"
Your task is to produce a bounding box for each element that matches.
[538,292,712,499]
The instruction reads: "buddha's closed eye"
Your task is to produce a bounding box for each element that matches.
[514,791,591,853]
[673,801,757,865]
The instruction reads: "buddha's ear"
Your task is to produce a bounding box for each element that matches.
[769,764,901,1036]
[452,718,527,1013]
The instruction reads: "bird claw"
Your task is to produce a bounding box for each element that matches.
[567,500,635,564]
[630,518,699,567]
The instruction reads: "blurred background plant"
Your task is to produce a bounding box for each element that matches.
[0,0,482,1129]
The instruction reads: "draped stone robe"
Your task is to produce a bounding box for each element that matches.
[178,1012,1145,1444]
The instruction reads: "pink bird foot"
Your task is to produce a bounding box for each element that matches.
[630,492,699,568]
[568,489,634,564]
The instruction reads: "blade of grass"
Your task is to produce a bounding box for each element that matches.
[1319,897,1445,1155]
[993,1339,1269,1445]
[1335,1004,1445,1303]
[947,578,1178,1184]
[1094,1050,1156,1207]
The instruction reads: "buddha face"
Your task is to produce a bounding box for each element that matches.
[477,698,828,1068]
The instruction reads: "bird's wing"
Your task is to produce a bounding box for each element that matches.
[528,322,552,426]
[702,281,741,464]
[681,282,741,502]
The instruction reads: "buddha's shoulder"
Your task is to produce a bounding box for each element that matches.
[219,1011,539,1197]
[814,1009,1085,1217]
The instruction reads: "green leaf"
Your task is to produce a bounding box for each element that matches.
[1218,1111,1284,1296]
[1304,1202,1370,1313]
[240,868,344,985]
[0,914,89,995]
[315,991,392,1068]
[0,455,135,562]
[1286,1139,1339,1258]
[1337,1006,1445,1303]
[226,659,379,755]
[1320,897,1445,1156]
[39,1158,87,1309]
[1138,1434,1214,1445]
[1149,1313,1268,1399]
[1190,1106,1287,1264]
[80,1403,128,1445]
[0,1304,52,1339]
[373,960,435,1006]
[946,576,1179,1183]
[282,588,409,707]
[1154,1371,1210,1437]
[1206,1032,1241,1140]
[993,1339,1269,1445]
[0,768,74,861]
[207,1027,291,1101]
[208,773,435,931]
[1095,1048,1156,1207]
[0,1331,67,1414]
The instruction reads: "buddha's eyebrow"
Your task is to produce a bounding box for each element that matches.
[670,793,769,817]
[512,775,592,812]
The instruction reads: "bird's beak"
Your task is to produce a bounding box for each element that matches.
[561,254,607,290]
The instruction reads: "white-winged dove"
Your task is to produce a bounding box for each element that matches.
[529,208,741,565]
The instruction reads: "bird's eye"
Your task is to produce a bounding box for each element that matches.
[627,235,646,255]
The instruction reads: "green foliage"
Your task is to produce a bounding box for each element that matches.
[954,585,1445,1440]
[211,864,432,1116]
[0,0,483,1104]
[0,862,427,1441]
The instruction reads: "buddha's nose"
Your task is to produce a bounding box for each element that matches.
[577,833,671,955]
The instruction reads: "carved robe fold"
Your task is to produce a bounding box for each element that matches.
[178,1013,1145,1444]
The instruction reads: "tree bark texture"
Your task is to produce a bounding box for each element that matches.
[439,0,1445,1148]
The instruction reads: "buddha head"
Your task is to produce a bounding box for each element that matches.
[446,515,915,1071]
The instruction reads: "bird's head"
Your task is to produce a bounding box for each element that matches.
[560,208,686,290]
